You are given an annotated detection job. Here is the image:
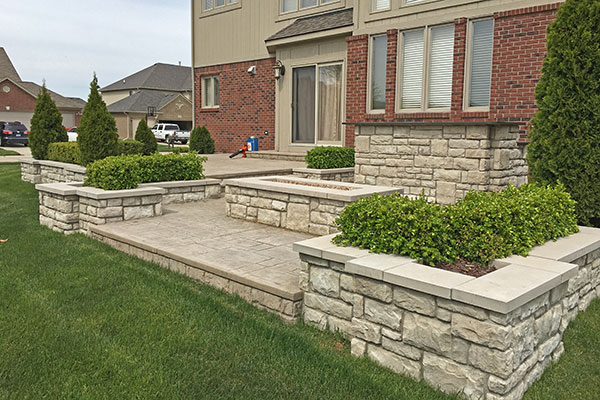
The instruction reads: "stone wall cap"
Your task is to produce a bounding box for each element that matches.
[35,182,80,196]
[77,186,166,199]
[294,229,599,313]
[225,175,402,201]
[293,167,355,175]
[140,179,221,189]
[20,158,39,165]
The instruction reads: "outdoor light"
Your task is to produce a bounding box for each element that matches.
[273,60,285,79]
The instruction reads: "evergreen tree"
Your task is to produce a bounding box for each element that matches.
[135,119,157,155]
[189,126,215,154]
[29,85,67,160]
[77,74,119,165]
[527,0,600,227]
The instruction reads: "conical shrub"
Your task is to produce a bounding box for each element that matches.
[29,85,67,160]
[135,119,157,155]
[189,126,215,154]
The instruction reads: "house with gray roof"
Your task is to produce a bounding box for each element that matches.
[0,47,85,129]
[101,63,192,139]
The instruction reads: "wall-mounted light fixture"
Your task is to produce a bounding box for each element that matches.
[273,60,285,79]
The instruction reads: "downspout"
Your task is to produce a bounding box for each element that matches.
[124,112,130,139]
[190,0,196,130]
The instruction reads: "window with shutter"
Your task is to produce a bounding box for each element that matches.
[400,29,424,109]
[428,25,455,109]
[373,0,390,11]
[468,19,494,108]
[370,35,387,111]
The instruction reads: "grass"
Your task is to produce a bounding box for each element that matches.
[157,144,190,153]
[0,148,20,156]
[0,163,456,399]
[1,162,599,400]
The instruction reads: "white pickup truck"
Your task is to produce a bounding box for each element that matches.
[151,123,190,145]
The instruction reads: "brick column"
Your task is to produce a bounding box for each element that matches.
[345,34,369,148]
[385,29,399,120]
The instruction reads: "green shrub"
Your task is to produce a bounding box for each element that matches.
[306,147,355,169]
[117,140,145,156]
[527,0,600,227]
[29,85,67,160]
[47,142,80,165]
[85,153,207,190]
[333,184,579,267]
[134,119,157,155]
[189,126,215,154]
[172,147,190,154]
[77,74,119,166]
[85,156,141,190]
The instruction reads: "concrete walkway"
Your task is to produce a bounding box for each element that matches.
[0,144,30,163]
[91,199,312,319]
[202,153,305,179]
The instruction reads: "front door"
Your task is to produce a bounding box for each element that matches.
[291,63,343,146]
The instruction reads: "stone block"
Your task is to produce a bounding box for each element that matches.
[340,290,364,318]
[183,192,206,202]
[304,307,328,330]
[286,203,310,232]
[257,209,281,227]
[352,276,393,303]
[437,298,488,320]
[367,345,422,380]
[364,298,403,330]
[304,292,352,320]
[452,314,513,351]
[382,337,422,361]
[123,205,154,221]
[328,315,352,335]
[310,267,340,298]
[230,204,248,219]
[351,338,367,357]
[97,207,123,218]
[436,182,456,204]
[469,344,514,379]
[422,353,487,400]
[403,312,452,354]
[393,287,436,316]
[351,318,382,344]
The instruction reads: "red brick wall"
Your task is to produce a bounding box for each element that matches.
[194,58,276,153]
[0,80,37,112]
[344,3,561,142]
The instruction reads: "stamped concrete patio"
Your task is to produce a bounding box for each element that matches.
[91,198,311,320]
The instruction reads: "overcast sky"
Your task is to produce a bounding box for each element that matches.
[3,0,191,100]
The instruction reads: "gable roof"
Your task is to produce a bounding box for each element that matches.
[0,47,21,81]
[101,63,192,93]
[266,8,353,42]
[106,89,190,114]
[0,77,85,110]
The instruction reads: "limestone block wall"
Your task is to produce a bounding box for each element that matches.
[21,159,87,184]
[292,168,355,183]
[354,124,528,204]
[294,230,600,400]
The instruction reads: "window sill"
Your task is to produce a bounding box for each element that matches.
[199,107,220,113]
[393,111,451,119]
[198,2,242,19]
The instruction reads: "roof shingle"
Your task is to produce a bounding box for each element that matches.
[266,8,353,42]
[101,63,192,93]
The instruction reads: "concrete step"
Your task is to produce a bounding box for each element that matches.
[247,150,307,162]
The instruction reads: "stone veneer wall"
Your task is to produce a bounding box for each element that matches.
[90,232,302,321]
[292,168,355,183]
[297,246,600,400]
[225,185,348,236]
[354,124,528,204]
[21,159,87,184]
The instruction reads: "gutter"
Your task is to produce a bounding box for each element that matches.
[190,0,196,129]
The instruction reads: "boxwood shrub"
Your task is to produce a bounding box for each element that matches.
[85,153,207,190]
[47,142,81,165]
[333,184,579,267]
[117,140,145,156]
[306,146,355,169]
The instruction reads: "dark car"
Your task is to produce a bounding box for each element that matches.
[1,122,29,146]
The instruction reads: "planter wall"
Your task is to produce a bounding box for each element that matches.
[293,229,600,400]
[21,159,87,184]
[292,167,355,183]
[224,176,402,235]
[36,179,222,235]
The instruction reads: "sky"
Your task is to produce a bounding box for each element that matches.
[3,0,191,100]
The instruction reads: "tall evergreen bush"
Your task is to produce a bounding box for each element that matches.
[77,74,119,165]
[29,85,67,160]
[189,126,215,154]
[527,0,600,226]
[134,119,157,155]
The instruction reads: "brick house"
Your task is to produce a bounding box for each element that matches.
[0,48,85,129]
[191,0,561,202]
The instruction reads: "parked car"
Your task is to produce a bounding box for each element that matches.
[1,121,29,146]
[66,127,78,142]
[151,123,190,145]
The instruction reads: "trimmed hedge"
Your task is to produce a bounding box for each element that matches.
[47,142,80,165]
[333,184,579,267]
[117,140,145,156]
[306,147,355,169]
[85,153,207,190]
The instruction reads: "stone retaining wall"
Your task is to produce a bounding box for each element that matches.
[354,124,528,204]
[292,167,355,183]
[36,179,222,235]
[225,176,402,235]
[293,229,600,399]
[21,159,87,184]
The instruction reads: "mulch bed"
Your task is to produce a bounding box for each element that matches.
[435,259,496,278]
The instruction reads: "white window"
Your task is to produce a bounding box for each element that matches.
[405,0,424,4]
[373,0,390,11]
[281,0,338,13]
[399,24,455,110]
[203,0,237,11]
[202,76,219,108]
[467,18,494,108]
[370,35,387,111]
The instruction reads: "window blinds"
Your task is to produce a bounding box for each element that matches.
[428,25,455,109]
[373,0,390,11]
[401,29,424,109]
[371,35,387,110]
[469,19,494,107]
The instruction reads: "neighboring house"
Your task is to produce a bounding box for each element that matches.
[0,47,85,129]
[101,63,193,139]
[192,0,561,203]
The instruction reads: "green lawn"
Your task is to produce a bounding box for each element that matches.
[157,143,190,153]
[0,162,598,399]
[0,148,20,156]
